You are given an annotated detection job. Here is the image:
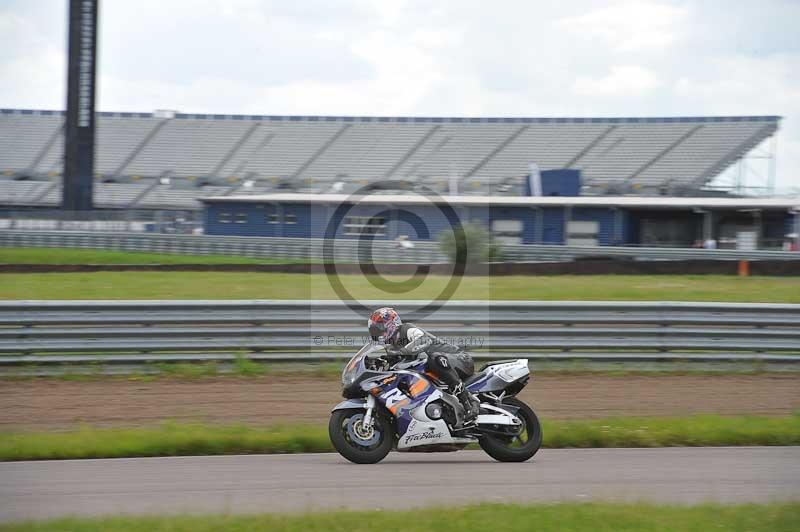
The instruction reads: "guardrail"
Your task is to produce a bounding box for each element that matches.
[2,230,799,263]
[502,244,800,262]
[0,209,203,233]
[1,300,798,370]
[0,230,445,264]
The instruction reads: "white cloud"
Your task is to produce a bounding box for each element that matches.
[0,48,64,109]
[0,0,798,190]
[557,1,688,52]
[572,65,660,96]
[0,3,65,109]
[673,55,800,108]
[672,54,800,192]
[97,10,462,116]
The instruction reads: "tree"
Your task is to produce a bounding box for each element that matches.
[438,222,504,264]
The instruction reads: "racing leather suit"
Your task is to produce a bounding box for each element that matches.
[386,323,478,424]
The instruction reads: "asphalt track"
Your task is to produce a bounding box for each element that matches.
[1,447,799,522]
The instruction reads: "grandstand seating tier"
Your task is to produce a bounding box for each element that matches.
[0,110,780,209]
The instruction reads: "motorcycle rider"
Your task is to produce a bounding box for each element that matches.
[367,307,479,425]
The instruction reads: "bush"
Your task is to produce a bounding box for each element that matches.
[438,223,504,264]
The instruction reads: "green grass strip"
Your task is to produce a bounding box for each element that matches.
[9,360,796,382]
[546,414,800,448]
[2,272,800,301]
[2,414,799,461]
[2,502,799,532]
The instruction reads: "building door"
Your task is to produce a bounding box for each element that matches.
[639,218,697,247]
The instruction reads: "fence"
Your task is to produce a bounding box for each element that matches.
[0,230,445,263]
[2,230,800,263]
[1,300,798,369]
[0,210,202,234]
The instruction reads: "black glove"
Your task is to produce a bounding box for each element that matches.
[384,346,404,359]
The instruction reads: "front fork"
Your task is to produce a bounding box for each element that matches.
[362,394,376,429]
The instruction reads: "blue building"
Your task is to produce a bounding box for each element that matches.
[202,193,799,249]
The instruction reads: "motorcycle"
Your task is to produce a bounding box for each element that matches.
[329,343,542,464]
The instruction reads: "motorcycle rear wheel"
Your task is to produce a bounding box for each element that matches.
[478,397,542,462]
[329,408,394,464]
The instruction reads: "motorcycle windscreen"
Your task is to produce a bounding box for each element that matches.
[341,343,382,386]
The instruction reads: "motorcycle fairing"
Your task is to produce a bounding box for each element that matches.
[331,398,367,412]
[361,364,469,449]
[466,359,530,393]
[397,416,453,449]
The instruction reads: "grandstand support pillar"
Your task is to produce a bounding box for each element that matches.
[532,207,543,244]
[794,210,800,251]
[324,203,332,240]
[753,209,763,248]
[563,206,572,246]
[387,204,396,241]
[613,208,623,246]
[271,202,283,237]
[703,210,714,242]
[693,208,712,243]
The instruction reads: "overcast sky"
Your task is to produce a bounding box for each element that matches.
[1,0,798,191]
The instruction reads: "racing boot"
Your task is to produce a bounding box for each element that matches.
[454,383,479,426]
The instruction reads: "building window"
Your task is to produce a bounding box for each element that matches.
[566,220,599,247]
[235,213,248,224]
[491,219,523,244]
[218,212,231,224]
[268,213,280,224]
[285,213,297,224]
[344,216,386,236]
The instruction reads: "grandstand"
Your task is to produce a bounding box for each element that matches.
[0,109,781,210]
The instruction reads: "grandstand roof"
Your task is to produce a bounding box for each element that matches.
[0,108,781,208]
[205,192,800,210]
[0,108,781,124]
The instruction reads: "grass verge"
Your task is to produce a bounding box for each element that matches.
[2,360,347,380]
[1,414,798,461]
[1,272,799,301]
[5,359,798,381]
[2,502,799,532]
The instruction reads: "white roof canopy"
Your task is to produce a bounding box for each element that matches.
[203,193,800,210]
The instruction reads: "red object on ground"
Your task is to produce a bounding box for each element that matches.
[738,260,750,277]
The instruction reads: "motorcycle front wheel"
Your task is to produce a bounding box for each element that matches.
[478,397,542,463]
[329,408,394,464]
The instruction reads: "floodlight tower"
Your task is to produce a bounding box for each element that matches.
[62,0,99,211]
